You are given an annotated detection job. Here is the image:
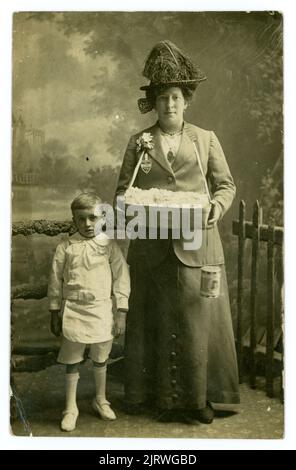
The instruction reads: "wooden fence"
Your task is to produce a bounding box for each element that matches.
[232,200,284,398]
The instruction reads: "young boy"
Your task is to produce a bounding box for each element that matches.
[47,192,130,432]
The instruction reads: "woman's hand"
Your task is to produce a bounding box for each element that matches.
[207,201,222,227]
[50,310,62,337]
[113,310,127,338]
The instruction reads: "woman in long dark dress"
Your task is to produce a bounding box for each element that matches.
[115,41,240,423]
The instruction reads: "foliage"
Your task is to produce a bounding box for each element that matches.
[81,165,119,203]
[38,139,80,186]
[260,163,283,226]
[242,48,283,145]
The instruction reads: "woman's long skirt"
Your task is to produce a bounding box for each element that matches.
[124,242,240,410]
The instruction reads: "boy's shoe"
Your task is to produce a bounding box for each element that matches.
[92,399,116,420]
[61,408,79,432]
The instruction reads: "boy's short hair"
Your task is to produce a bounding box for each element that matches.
[71,192,102,213]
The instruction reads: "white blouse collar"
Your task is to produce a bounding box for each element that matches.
[69,231,111,246]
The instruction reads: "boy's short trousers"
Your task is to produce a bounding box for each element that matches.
[57,337,113,364]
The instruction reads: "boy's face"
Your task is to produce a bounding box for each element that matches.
[72,205,104,238]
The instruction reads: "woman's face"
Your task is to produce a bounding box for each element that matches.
[154,87,188,130]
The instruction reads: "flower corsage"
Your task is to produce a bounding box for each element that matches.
[136,132,154,153]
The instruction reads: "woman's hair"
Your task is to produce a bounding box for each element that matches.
[71,192,102,213]
[146,84,195,109]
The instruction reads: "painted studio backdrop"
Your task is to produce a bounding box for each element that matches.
[11,12,283,437]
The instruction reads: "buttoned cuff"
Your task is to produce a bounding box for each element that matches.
[116,297,129,310]
[48,298,61,310]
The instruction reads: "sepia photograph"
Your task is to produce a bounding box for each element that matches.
[9,10,284,441]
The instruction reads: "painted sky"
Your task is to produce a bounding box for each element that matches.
[13,13,123,167]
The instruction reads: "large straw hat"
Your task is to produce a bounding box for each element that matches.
[138,40,206,113]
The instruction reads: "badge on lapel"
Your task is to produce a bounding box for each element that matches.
[140,153,152,174]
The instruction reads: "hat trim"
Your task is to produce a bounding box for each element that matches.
[139,77,206,91]
[138,97,154,114]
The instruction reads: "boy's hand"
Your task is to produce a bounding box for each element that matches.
[50,310,62,337]
[113,310,127,338]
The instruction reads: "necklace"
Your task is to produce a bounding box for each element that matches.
[158,122,183,164]
[158,121,183,137]
[161,132,182,164]
[160,129,183,137]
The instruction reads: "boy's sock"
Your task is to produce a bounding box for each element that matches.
[65,372,79,411]
[93,364,107,404]
[93,363,116,420]
[61,372,80,431]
